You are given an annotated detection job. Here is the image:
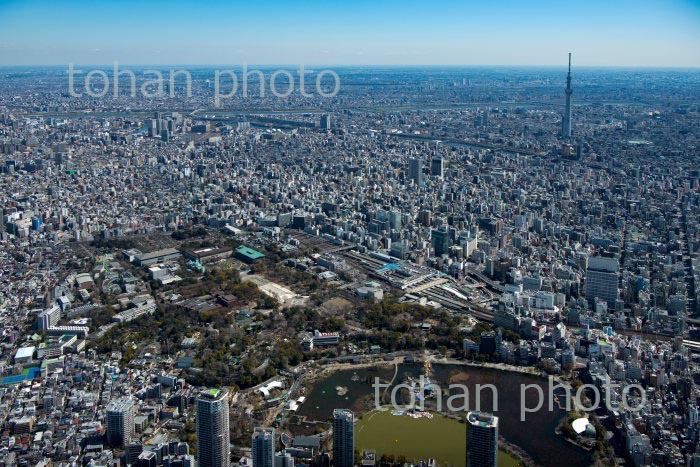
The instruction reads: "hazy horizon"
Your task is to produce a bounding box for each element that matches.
[1,64,700,70]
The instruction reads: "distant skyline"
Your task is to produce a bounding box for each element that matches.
[0,0,698,67]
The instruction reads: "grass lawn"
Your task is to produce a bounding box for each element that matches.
[356,411,520,467]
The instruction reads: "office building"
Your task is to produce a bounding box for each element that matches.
[418,209,432,227]
[479,330,502,355]
[37,304,61,330]
[408,158,423,185]
[431,225,451,257]
[274,451,294,467]
[106,397,135,447]
[333,409,354,467]
[196,388,230,467]
[466,412,498,467]
[320,114,332,130]
[389,210,402,230]
[431,157,444,178]
[586,255,619,308]
[252,427,275,467]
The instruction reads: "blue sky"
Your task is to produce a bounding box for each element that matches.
[0,0,698,66]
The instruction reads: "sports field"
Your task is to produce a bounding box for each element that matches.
[356,411,520,467]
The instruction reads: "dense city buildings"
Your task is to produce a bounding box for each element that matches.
[0,62,700,466]
[0,62,697,466]
[0,4,698,465]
